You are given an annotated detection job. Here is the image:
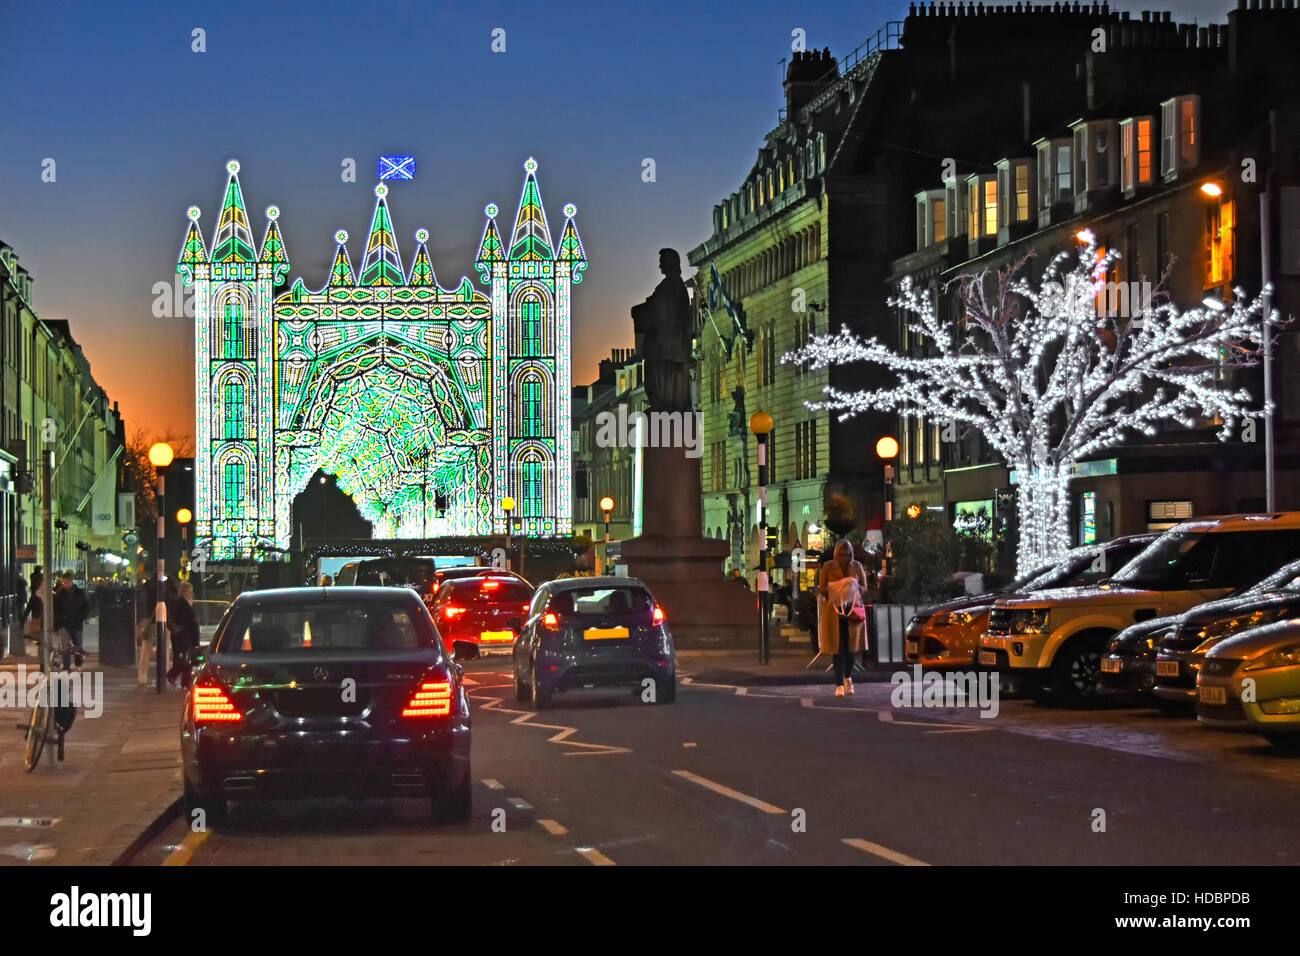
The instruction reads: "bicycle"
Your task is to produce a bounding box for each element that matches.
[20,629,81,772]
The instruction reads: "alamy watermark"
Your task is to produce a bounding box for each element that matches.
[594,405,702,459]
[890,665,1000,719]
[1,666,104,718]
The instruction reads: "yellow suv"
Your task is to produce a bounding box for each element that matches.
[980,514,1300,702]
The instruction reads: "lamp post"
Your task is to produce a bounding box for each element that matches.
[176,508,192,582]
[599,496,615,575]
[148,442,174,694]
[875,436,899,578]
[501,496,515,571]
[750,411,774,665]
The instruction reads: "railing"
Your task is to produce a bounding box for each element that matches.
[779,22,903,126]
[193,600,230,628]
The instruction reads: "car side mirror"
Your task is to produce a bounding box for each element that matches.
[452,640,479,661]
[186,648,207,667]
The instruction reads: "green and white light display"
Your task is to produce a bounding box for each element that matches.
[179,158,586,560]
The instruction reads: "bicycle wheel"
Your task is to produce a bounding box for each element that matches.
[24,676,52,772]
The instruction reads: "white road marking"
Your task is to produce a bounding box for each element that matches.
[672,769,785,815]
[469,692,632,755]
[482,778,505,790]
[842,837,931,867]
[576,846,616,866]
[537,819,568,835]
[734,686,748,695]
[507,797,532,810]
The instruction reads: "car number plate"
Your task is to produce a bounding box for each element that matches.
[978,650,996,666]
[584,626,629,640]
[480,630,515,642]
[905,640,919,656]
[1199,685,1227,705]
[1100,658,1122,673]
[1157,661,1180,677]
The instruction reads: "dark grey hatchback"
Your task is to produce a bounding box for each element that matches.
[512,577,676,708]
[181,587,472,825]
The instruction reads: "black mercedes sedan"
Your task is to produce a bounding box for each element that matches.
[181,587,473,825]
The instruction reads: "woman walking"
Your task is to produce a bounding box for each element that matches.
[818,540,869,697]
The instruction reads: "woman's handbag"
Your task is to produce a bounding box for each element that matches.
[828,577,867,623]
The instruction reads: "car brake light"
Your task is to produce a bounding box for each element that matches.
[481,580,500,591]
[443,605,466,619]
[543,612,560,629]
[193,684,241,723]
[652,605,666,625]
[402,679,453,717]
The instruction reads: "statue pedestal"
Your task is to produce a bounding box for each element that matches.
[620,445,759,648]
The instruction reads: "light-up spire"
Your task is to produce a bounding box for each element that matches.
[328,230,356,286]
[260,205,288,265]
[178,206,208,265]
[507,157,553,261]
[211,159,257,263]
[408,228,436,286]
[475,202,504,285]
[555,202,587,283]
[358,183,405,286]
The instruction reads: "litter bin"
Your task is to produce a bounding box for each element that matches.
[98,586,136,667]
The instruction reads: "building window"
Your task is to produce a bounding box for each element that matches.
[223,380,244,439]
[1014,165,1030,222]
[1180,98,1198,169]
[520,295,541,356]
[223,461,245,511]
[932,198,947,244]
[1160,95,1200,179]
[711,441,726,492]
[967,180,979,237]
[1205,199,1235,288]
[983,179,998,237]
[1056,144,1072,201]
[223,300,244,359]
[521,458,543,517]
[522,378,542,436]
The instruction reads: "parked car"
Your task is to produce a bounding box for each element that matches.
[1195,617,1300,751]
[513,577,675,709]
[982,513,1300,702]
[906,533,1157,669]
[429,575,536,653]
[1103,558,1300,703]
[1151,558,1300,709]
[181,586,472,824]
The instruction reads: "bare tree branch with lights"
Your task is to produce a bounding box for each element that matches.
[783,232,1275,575]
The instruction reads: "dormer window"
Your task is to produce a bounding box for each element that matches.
[995,158,1034,228]
[945,178,966,238]
[965,174,998,239]
[914,189,947,249]
[1120,116,1155,193]
[1069,120,1118,211]
[1034,138,1074,213]
[1160,94,1200,180]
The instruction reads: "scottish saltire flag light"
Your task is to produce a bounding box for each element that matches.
[178,157,586,561]
[378,155,416,180]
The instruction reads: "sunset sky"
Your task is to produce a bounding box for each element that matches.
[1,0,1230,441]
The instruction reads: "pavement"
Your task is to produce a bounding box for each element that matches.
[676,623,898,685]
[0,619,184,865]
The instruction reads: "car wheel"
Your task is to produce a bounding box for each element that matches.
[1262,734,1300,754]
[531,663,552,710]
[183,779,227,828]
[658,675,676,704]
[1052,636,1108,704]
[432,771,472,824]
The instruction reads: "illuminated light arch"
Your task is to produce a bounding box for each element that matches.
[182,159,585,559]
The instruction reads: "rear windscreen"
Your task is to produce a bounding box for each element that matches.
[457,581,534,604]
[215,599,436,653]
[551,587,653,616]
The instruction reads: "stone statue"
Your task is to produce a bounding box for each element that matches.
[631,248,693,412]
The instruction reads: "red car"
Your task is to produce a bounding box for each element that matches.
[429,576,536,652]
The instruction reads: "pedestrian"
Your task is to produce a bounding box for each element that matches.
[22,569,44,648]
[53,570,88,665]
[167,580,199,689]
[136,574,158,687]
[818,539,869,697]
[321,574,334,587]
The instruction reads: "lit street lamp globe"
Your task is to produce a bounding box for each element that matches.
[501,496,515,513]
[148,442,175,468]
[176,508,193,524]
[599,496,615,514]
[875,436,899,460]
[906,503,923,519]
[749,411,774,436]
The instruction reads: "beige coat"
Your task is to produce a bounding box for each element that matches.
[818,559,868,655]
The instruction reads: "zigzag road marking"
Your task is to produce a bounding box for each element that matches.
[469,689,632,756]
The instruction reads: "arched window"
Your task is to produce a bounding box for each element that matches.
[223,460,245,515]
[521,377,543,437]
[223,379,245,439]
[222,299,244,359]
[521,455,543,517]
[520,294,542,356]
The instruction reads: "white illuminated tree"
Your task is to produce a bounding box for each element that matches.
[784,232,1273,576]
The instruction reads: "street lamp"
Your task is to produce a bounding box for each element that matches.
[876,436,898,578]
[599,496,615,575]
[176,508,193,585]
[148,442,174,694]
[750,411,774,665]
[501,496,515,571]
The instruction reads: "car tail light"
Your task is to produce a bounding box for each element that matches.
[481,580,500,591]
[652,605,666,626]
[443,605,467,619]
[522,604,530,612]
[543,611,560,630]
[193,683,242,723]
[402,679,453,717]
